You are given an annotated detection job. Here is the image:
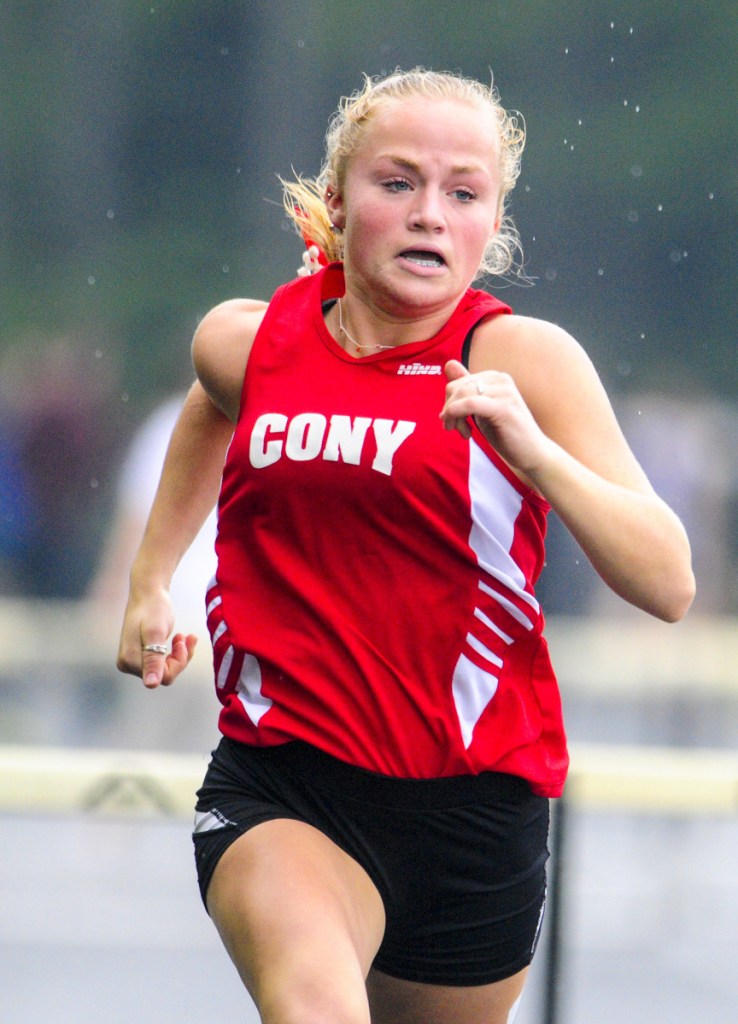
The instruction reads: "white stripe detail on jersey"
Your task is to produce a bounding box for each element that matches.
[466,632,505,670]
[468,441,527,585]
[451,440,538,745]
[236,653,272,726]
[206,593,221,616]
[212,620,227,644]
[452,653,499,748]
[478,580,536,631]
[478,563,540,616]
[473,606,515,645]
[216,645,234,689]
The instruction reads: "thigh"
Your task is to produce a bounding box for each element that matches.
[367,967,528,1024]
[206,817,386,1024]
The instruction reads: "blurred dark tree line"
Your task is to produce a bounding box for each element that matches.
[0,0,735,598]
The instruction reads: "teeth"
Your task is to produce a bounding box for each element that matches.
[403,251,443,267]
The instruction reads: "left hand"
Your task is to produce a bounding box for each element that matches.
[439,359,551,476]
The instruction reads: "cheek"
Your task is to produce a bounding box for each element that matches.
[347,203,394,252]
[458,220,492,266]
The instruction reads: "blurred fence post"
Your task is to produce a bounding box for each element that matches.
[542,794,568,1024]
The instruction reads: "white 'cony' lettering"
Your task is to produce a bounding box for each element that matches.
[249,413,415,476]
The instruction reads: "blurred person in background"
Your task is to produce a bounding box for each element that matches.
[117,68,694,1024]
[90,393,218,636]
[0,335,119,597]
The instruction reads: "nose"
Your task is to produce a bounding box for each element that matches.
[408,188,446,232]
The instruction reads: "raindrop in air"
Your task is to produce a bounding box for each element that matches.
[107,209,115,219]
[597,268,604,276]
[88,276,96,285]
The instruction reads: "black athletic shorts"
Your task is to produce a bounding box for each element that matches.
[192,736,549,986]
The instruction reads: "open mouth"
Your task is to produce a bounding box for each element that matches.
[399,249,446,268]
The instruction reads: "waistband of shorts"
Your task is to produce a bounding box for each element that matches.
[221,737,536,810]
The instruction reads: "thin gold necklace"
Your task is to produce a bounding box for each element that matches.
[337,299,394,352]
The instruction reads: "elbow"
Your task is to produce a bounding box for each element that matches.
[650,569,697,623]
[649,518,697,623]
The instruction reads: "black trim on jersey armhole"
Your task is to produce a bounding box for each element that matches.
[322,299,337,313]
[461,325,477,370]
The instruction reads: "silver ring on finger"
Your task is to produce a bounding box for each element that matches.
[142,643,169,655]
[475,380,485,396]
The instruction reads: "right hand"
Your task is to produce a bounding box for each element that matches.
[116,586,198,689]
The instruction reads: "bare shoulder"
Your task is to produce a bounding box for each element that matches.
[472,313,652,490]
[471,313,607,412]
[472,313,595,378]
[194,297,268,348]
[192,298,268,421]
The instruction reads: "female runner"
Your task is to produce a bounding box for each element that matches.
[117,68,694,1024]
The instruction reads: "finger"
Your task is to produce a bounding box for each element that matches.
[440,362,477,437]
[141,641,170,689]
[443,358,470,383]
[159,633,198,687]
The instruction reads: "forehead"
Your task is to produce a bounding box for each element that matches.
[355,96,500,171]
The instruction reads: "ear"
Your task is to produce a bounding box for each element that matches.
[325,186,346,230]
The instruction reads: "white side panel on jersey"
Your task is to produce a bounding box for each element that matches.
[452,652,500,747]
[451,441,537,747]
[236,653,273,726]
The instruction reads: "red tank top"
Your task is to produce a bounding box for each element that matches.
[207,265,568,796]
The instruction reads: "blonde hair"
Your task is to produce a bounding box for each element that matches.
[282,67,526,279]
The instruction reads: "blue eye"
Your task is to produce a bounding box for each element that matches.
[384,178,412,192]
[452,189,476,203]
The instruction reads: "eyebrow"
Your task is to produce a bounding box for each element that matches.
[381,155,488,177]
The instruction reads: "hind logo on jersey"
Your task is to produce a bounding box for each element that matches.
[249,413,416,476]
[397,363,442,375]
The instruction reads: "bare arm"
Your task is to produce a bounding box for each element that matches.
[116,381,235,685]
[116,299,266,687]
[440,316,695,622]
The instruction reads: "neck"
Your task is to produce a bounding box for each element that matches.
[337,299,395,353]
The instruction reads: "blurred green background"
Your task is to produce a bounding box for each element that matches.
[1,0,736,601]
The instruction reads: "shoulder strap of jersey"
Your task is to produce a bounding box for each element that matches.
[459,289,512,368]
